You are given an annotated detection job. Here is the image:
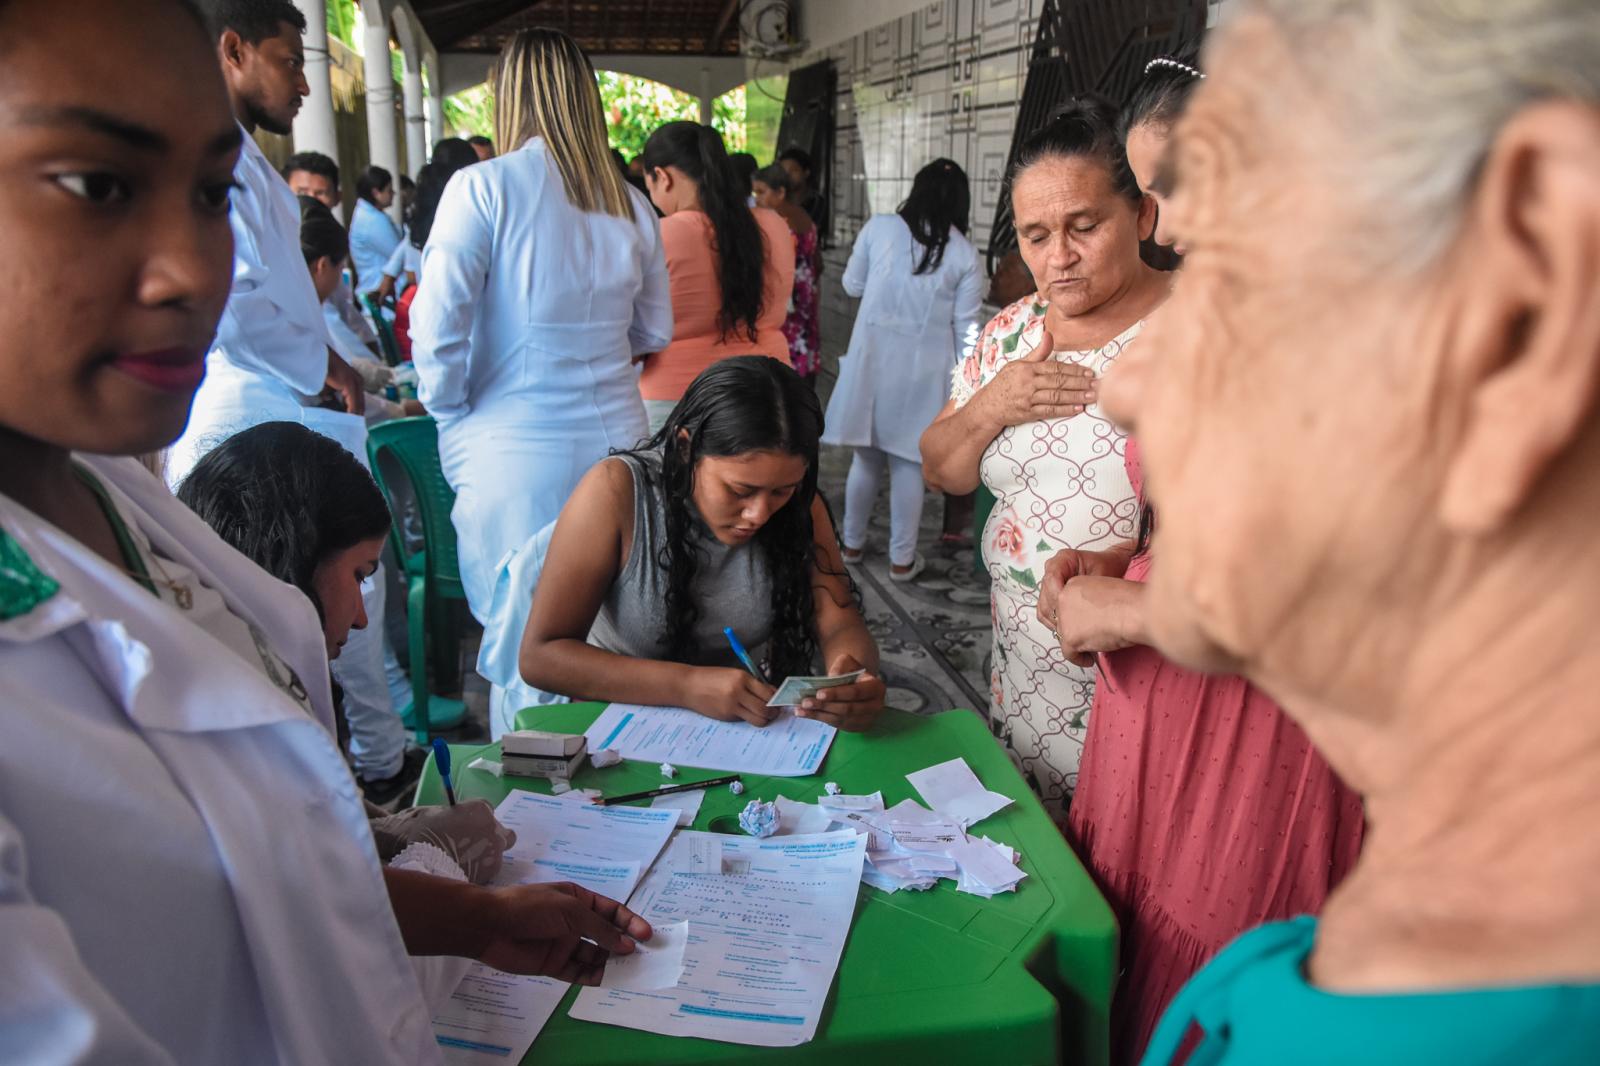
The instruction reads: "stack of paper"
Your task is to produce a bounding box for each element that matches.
[756,762,1025,898]
[430,794,680,1063]
[570,829,867,1047]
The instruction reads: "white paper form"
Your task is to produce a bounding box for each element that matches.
[651,788,706,827]
[907,757,1014,829]
[602,920,690,991]
[584,703,836,777]
[570,830,868,1047]
[433,793,680,1063]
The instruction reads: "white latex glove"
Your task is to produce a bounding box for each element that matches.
[369,799,517,884]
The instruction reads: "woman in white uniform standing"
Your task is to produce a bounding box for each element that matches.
[0,4,650,1061]
[410,27,673,633]
[823,159,983,581]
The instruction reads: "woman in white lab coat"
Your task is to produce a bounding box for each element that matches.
[349,164,402,297]
[822,159,984,580]
[0,5,649,1062]
[410,28,672,651]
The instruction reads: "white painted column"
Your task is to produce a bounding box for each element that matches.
[425,54,446,145]
[362,17,404,226]
[291,0,339,160]
[402,56,427,176]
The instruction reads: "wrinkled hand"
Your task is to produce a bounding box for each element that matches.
[979,331,1096,429]
[324,349,367,415]
[687,666,779,726]
[1036,547,1132,630]
[1052,576,1142,668]
[371,799,517,884]
[477,882,653,985]
[796,654,885,732]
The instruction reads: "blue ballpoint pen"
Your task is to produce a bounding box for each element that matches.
[723,626,768,684]
[431,737,457,806]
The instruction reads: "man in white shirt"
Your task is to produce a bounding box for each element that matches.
[169,0,364,486]
[283,149,383,356]
[170,0,417,795]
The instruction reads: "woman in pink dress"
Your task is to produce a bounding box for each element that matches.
[1035,58,1366,1064]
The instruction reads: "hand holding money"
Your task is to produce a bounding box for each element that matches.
[789,655,887,733]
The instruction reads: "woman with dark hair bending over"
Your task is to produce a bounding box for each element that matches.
[638,122,795,432]
[823,158,982,582]
[521,357,886,730]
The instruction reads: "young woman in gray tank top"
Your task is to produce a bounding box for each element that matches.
[521,357,886,730]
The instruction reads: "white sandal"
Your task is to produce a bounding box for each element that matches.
[889,553,926,583]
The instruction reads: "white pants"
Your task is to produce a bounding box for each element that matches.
[842,447,926,567]
[331,562,409,779]
[476,520,569,740]
[644,399,676,435]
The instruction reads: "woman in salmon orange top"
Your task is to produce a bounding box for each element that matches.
[637,122,795,430]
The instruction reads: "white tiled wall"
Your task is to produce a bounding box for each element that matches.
[807,0,1234,356]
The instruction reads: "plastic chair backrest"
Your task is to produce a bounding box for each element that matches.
[365,416,461,591]
[361,292,402,367]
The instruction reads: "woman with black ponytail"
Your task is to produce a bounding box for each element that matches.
[520,356,885,732]
[637,122,796,431]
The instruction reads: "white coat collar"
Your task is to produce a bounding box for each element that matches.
[0,455,336,735]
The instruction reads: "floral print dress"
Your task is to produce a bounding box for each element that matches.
[950,295,1143,823]
[782,227,821,378]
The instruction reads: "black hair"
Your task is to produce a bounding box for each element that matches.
[897,158,970,275]
[729,152,758,196]
[176,422,390,622]
[467,135,493,148]
[1119,53,1204,142]
[208,0,305,44]
[641,122,767,344]
[778,146,813,176]
[410,140,480,250]
[298,195,348,266]
[1007,93,1142,207]
[624,356,852,678]
[400,174,415,193]
[355,165,392,205]
[282,149,338,187]
[753,162,791,197]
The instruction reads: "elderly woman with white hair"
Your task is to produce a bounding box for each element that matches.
[1103,0,1600,1062]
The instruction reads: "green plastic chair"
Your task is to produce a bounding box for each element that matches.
[366,416,468,742]
[361,292,403,368]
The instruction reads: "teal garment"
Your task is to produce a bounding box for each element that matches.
[1142,917,1600,1065]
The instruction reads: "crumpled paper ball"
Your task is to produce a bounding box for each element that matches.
[728,780,745,796]
[660,762,677,778]
[738,799,778,838]
[824,781,842,795]
[589,748,622,769]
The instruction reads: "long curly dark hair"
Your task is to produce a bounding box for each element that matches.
[624,356,853,678]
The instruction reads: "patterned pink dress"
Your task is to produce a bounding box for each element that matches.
[950,296,1141,823]
[1068,439,1366,1066]
[782,227,821,378]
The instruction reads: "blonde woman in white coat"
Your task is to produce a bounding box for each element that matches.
[0,6,650,1061]
[410,29,673,649]
[823,160,983,580]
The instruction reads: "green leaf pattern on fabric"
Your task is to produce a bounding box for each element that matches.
[0,526,59,620]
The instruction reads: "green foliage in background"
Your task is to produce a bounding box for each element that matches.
[439,74,749,159]
[444,83,495,141]
[328,0,357,48]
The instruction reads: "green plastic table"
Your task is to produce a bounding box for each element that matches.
[416,704,1117,1065]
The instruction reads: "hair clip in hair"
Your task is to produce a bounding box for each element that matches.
[1144,56,1205,80]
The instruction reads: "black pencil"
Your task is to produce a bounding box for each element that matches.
[600,774,741,806]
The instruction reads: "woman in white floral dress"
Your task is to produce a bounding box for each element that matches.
[922,98,1171,822]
